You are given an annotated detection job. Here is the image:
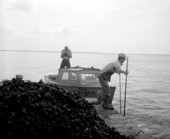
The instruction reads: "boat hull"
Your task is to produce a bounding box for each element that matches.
[44,75,116,98]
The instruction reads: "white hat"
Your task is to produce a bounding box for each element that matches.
[118,53,126,59]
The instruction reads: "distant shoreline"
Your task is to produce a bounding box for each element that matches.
[0,49,105,54]
[0,49,169,56]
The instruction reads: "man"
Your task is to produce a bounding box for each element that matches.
[97,53,129,110]
[60,46,72,69]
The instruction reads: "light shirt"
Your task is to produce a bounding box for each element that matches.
[99,60,122,82]
[61,49,72,59]
[102,61,121,73]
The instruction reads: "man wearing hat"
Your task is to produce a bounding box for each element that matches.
[97,53,129,110]
[60,46,72,69]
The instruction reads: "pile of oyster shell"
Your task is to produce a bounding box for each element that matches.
[0,77,134,139]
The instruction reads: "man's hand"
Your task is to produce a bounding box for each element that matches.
[63,53,69,57]
[125,70,129,75]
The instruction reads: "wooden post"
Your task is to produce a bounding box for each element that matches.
[123,57,128,117]
[119,74,122,114]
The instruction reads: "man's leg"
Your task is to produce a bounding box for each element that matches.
[108,88,115,104]
[66,59,71,68]
[98,75,114,109]
[62,59,69,68]
[60,59,65,69]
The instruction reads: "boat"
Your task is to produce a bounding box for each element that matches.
[44,66,116,99]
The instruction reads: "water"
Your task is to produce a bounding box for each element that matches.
[1,51,170,139]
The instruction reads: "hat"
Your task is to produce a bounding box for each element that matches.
[118,53,126,59]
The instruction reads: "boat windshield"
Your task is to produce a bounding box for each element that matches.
[81,73,98,81]
[61,72,69,80]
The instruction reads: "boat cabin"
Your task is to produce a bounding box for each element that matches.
[44,66,116,98]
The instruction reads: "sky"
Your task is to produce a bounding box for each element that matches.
[0,0,170,54]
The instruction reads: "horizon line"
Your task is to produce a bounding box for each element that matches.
[0,49,169,56]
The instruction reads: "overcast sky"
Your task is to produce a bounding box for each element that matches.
[0,0,170,54]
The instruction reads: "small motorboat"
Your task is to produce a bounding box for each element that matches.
[44,66,116,99]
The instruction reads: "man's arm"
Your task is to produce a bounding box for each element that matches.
[117,69,129,75]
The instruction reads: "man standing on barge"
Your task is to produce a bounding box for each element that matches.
[97,53,129,110]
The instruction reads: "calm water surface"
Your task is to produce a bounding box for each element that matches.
[1,51,170,139]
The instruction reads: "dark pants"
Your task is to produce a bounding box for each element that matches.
[60,59,71,69]
[98,74,114,105]
[98,74,110,97]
